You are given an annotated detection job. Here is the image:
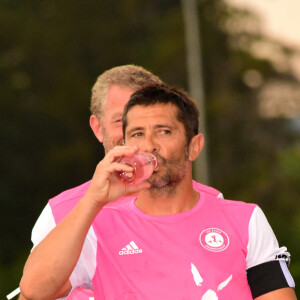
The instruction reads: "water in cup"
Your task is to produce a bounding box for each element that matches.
[117,152,158,185]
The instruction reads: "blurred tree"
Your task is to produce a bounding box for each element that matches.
[197,0,300,283]
[0,0,299,296]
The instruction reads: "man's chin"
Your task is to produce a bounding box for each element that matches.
[148,181,168,189]
[147,177,177,189]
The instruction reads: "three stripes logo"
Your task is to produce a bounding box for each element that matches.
[119,241,143,255]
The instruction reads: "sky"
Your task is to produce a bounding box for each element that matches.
[226,0,300,120]
[227,0,300,49]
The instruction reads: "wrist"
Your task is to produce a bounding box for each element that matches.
[81,192,108,212]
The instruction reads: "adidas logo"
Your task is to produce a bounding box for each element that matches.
[119,241,143,255]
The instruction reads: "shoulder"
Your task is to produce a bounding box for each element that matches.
[219,197,257,211]
[49,180,91,224]
[49,180,91,209]
[192,180,223,198]
[200,195,258,236]
[205,194,257,215]
[222,198,258,224]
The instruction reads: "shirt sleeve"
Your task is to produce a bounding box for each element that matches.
[246,206,295,298]
[69,225,97,291]
[30,203,96,298]
[31,203,56,249]
[30,204,68,300]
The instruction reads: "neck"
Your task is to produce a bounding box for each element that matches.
[135,173,199,216]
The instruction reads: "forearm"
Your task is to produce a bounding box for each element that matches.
[20,196,103,300]
[20,146,149,300]
[254,287,297,300]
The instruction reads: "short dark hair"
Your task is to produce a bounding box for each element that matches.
[122,84,199,145]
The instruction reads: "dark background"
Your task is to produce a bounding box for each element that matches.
[1,0,299,297]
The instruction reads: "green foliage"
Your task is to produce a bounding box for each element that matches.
[0,0,299,296]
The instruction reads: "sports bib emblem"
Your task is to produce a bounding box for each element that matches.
[200,228,229,252]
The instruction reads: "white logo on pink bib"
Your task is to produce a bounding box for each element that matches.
[199,228,229,252]
[191,263,233,299]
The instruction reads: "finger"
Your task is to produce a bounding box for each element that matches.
[96,159,141,188]
[105,145,140,164]
[95,151,136,179]
[109,163,135,183]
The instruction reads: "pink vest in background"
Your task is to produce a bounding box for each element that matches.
[67,287,94,299]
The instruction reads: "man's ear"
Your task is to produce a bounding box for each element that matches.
[90,115,103,143]
[188,134,204,161]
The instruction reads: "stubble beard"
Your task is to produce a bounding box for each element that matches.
[147,149,190,197]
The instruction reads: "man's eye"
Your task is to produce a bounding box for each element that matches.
[131,132,143,138]
[114,119,122,123]
[160,129,171,135]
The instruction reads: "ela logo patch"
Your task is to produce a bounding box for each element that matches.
[199,228,229,252]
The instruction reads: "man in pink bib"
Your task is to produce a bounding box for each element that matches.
[17,65,222,300]
[20,84,296,299]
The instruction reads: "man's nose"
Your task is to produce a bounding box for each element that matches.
[140,134,160,153]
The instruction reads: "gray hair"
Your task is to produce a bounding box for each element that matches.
[90,65,163,119]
